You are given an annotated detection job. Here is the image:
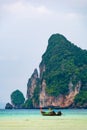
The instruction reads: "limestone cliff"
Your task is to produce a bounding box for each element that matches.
[39,75,81,108]
[27,34,87,108]
[27,69,39,99]
[27,69,40,107]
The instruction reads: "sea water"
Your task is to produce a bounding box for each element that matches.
[0,109,40,120]
[0,109,87,130]
[0,109,87,119]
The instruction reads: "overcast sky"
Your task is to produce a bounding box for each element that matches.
[0,0,87,108]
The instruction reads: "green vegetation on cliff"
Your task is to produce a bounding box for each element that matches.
[74,91,87,106]
[11,90,25,108]
[7,33,87,109]
[40,34,87,98]
[22,99,33,109]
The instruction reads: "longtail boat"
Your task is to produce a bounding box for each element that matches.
[41,110,62,116]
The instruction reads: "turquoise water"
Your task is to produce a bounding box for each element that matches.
[0,109,40,120]
[0,109,87,130]
[0,109,87,119]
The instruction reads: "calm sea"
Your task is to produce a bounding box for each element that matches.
[0,109,87,119]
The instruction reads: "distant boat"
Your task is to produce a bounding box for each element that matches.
[41,110,62,116]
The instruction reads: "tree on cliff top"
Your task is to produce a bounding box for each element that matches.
[11,90,25,108]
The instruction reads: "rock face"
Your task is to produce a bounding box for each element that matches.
[27,69,38,99]
[39,80,81,108]
[27,69,40,108]
[27,34,87,108]
[5,103,13,109]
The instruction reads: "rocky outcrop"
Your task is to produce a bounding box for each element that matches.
[26,34,87,108]
[39,79,81,108]
[27,73,81,108]
[27,69,39,99]
[39,80,47,107]
[5,103,13,109]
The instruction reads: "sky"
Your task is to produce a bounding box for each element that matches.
[0,0,87,108]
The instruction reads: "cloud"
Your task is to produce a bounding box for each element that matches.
[1,1,52,19]
[1,0,86,22]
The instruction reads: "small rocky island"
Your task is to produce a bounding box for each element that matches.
[5,33,87,109]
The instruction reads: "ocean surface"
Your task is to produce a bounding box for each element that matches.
[0,109,87,130]
[0,109,87,119]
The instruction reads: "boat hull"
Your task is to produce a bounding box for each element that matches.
[41,111,62,116]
